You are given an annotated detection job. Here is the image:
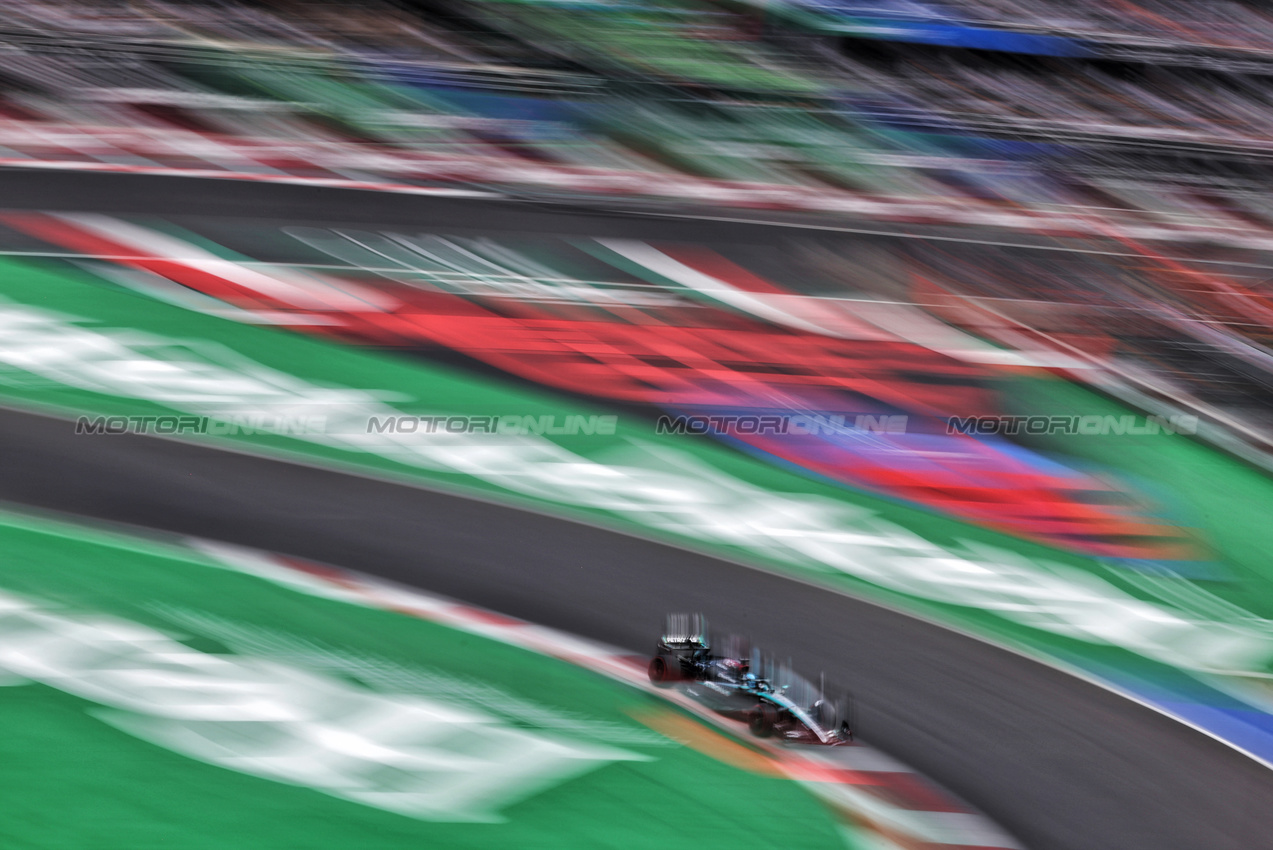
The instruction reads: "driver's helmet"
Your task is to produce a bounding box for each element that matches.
[741,672,758,689]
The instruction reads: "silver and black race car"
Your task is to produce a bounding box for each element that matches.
[647,613,853,745]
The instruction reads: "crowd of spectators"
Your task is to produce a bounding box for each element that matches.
[787,0,1273,52]
[5,0,1273,440]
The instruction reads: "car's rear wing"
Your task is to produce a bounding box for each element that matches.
[659,612,710,651]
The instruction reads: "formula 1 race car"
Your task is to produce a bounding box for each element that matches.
[647,613,853,745]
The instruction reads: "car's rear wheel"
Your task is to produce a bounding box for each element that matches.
[648,654,681,687]
[749,702,778,737]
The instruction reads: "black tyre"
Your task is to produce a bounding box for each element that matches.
[648,654,681,687]
[749,702,778,737]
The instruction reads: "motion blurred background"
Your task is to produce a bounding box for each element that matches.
[7,0,1273,444]
[3,1,1273,849]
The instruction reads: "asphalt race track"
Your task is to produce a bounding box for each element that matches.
[1,170,1272,850]
[0,166,1107,250]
